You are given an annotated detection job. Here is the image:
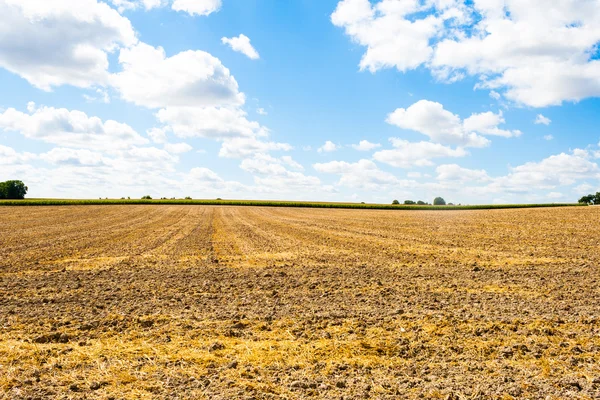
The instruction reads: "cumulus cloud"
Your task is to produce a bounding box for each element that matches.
[171,0,221,16]
[110,0,220,16]
[544,135,554,141]
[219,137,292,159]
[436,164,490,183]
[314,159,411,190]
[222,34,260,60]
[0,0,137,90]
[482,150,600,194]
[110,43,244,109]
[373,138,468,168]
[351,140,381,151]
[318,141,338,153]
[0,104,148,151]
[240,154,321,191]
[387,100,520,147]
[156,107,266,139]
[331,0,458,73]
[164,142,193,154]
[40,148,108,166]
[535,114,552,126]
[0,144,36,165]
[332,0,600,107]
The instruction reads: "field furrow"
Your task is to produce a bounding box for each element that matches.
[0,205,599,400]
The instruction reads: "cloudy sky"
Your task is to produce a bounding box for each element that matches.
[1,0,600,204]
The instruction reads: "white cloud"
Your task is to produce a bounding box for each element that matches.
[575,183,594,193]
[489,90,501,100]
[544,135,554,141]
[164,142,192,154]
[147,127,169,144]
[109,0,166,12]
[331,0,459,73]
[481,150,600,194]
[314,158,412,190]
[189,167,222,182]
[0,104,148,151]
[110,43,244,109]
[280,155,303,170]
[171,0,221,16]
[387,100,520,147]
[373,138,468,168]
[333,0,600,107]
[40,148,107,166]
[436,164,490,183]
[257,108,268,115]
[156,107,266,139]
[219,137,292,159]
[318,141,338,153]
[535,114,552,126]
[0,0,137,91]
[240,154,320,191]
[351,140,381,151]
[0,144,35,165]
[110,0,220,16]
[547,192,564,199]
[221,34,260,60]
[83,88,111,104]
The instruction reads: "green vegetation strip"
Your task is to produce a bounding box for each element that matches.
[0,199,587,210]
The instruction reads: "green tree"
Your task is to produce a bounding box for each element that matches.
[404,200,416,205]
[392,199,400,205]
[141,195,152,200]
[579,193,600,204]
[433,197,446,206]
[417,200,426,205]
[0,180,28,199]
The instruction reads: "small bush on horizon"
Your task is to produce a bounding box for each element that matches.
[392,199,400,205]
[142,195,152,200]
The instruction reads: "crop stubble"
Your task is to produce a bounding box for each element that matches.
[0,205,599,399]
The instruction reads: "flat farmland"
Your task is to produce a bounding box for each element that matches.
[1,206,599,399]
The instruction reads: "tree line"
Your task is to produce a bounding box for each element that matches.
[0,180,28,199]
[393,197,448,206]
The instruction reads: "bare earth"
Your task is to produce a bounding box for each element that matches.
[1,205,599,399]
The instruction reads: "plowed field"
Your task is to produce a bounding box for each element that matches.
[1,205,599,399]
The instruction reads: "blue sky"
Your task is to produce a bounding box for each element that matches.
[1,0,599,204]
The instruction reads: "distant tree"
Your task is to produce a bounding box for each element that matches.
[417,200,426,205]
[216,198,223,200]
[142,195,152,200]
[433,197,446,206]
[448,203,455,206]
[0,180,28,199]
[185,196,192,200]
[404,200,416,205]
[392,199,400,205]
[579,193,599,204]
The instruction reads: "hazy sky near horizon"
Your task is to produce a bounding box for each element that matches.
[1,0,600,203]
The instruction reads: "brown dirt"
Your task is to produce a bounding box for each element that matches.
[0,205,599,399]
